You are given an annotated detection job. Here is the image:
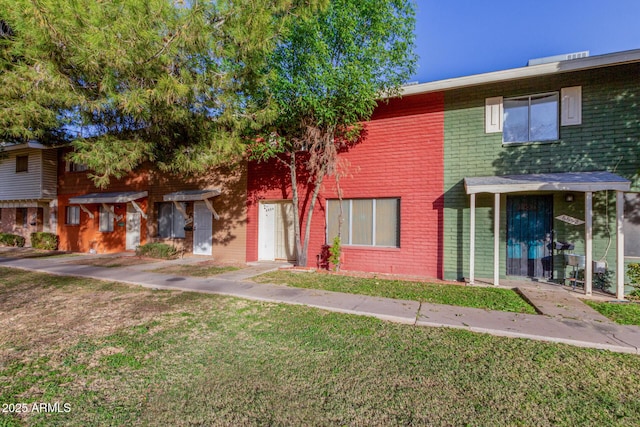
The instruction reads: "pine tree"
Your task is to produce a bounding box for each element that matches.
[0,0,324,186]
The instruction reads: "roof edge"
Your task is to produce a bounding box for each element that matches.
[400,49,640,98]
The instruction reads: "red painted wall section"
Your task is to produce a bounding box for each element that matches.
[57,151,149,253]
[247,92,445,278]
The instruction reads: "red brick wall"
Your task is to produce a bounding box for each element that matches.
[247,92,445,278]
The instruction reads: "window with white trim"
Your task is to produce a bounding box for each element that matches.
[99,205,114,232]
[65,206,80,225]
[503,92,558,143]
[485,86,582,141]
[326,198,400,247]
[157,202,186,239]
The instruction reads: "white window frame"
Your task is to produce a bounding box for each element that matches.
[65,206,80,225]
[502,91,559,144]
[326,198,400,248]
[486,87,581,139]
[99,205,114,232]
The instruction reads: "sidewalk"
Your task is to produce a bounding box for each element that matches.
[2,254,640,355]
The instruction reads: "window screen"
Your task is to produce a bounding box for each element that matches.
[327,198,400,247]
[157,202,186,238]
[66,206,80,225]
[99,205,114,232]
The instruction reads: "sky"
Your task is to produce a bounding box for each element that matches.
[412,0,640,83]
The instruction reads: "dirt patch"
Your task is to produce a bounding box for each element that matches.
[0,271,192,368]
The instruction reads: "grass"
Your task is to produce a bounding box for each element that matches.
[151,261,240,277]
[0,248,76,259]
[66,256,159,268]
[2,267,640,426]
[583,300,640,325]
[253,270,536,314]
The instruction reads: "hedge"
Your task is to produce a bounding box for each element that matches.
[0,233,26,247]
[30,232,59,250]
[135,242,179,260]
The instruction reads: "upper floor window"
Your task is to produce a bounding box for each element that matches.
[326,198,400,247]
[503,92,558,143]
[485,86,582,142]
[69,162,88,172]
[15,155,28,173]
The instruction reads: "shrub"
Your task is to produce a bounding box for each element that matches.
[135,242,179,260]
[0,233,26,247]
[30,232,58,250]
[329,236,341,271]
[628,263,640,290]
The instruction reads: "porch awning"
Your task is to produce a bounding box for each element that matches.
[464,171,630,195]
[162,189,221,202]
[69,191,148,204]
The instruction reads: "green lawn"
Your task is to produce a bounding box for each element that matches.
[1,267,640,426]
[253,270,536,314]
[584,300,640,325]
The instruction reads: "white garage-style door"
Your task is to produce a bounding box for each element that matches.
[258,201,296,261]
[193,201,213,256]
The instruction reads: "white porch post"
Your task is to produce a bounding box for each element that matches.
[494,193,500,286]
[585,191,593,296]
[616,191,625,300]
[469,193,476,285]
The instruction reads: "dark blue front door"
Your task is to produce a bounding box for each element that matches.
[506,195,553,278]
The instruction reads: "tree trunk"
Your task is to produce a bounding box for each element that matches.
[289,152,304,265]
[300,172,324,267]
[288,151,325,267]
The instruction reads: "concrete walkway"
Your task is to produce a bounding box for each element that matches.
[2,254,640,355]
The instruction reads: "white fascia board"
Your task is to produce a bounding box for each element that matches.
[399,49,640,98]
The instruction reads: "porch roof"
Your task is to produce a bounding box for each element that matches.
[69,191,148,204]
[464,171,631,195]
[162,189,221,202]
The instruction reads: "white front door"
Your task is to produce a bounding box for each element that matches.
[258,202,296,261]
[193,201,213,256]
[258,203,276,260]
[126,204,141,250]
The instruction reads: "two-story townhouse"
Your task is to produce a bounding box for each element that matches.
[0,142,58,246]
[246,48,640,299]
[246,92,445,277]
[56,150,247,262]
[397,49,640,299]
